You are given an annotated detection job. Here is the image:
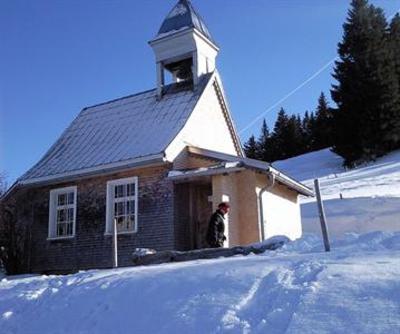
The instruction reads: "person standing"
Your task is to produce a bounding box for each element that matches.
[206,202,230,248]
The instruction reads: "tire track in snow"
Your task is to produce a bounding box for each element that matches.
[219,260,325,334]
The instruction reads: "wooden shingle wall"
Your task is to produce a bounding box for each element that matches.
[7,165,177,273]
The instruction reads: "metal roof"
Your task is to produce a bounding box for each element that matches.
[19,75,212,184]
[157,0,215,43]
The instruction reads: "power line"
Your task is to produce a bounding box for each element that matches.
[239,57,337,135]
[239,7,400,137]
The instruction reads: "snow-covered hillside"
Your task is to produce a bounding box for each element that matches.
[2,149,399,334]
[274,148,400,236]
[1,232,399,333]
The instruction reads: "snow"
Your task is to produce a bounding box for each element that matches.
[3,149,400,333]
[168,162,242,178]
[225,161,241,168]
[20,75,212,183]
[132,248,156,256]
[274,148,400,236]
[1,232,399,333]
[167,3,188,18]
[249,235,290,250]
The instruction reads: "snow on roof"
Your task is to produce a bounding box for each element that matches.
[19,75,213,183]
[187,146,271,170]
[168,162,244,179]
[157,0,215,44]
[186,147,314,196]
[167,2,188,18]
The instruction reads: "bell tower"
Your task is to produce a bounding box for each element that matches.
[149,0,219,98]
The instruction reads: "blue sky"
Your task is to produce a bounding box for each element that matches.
[1,0,399,184]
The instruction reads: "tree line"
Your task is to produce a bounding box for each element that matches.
[244,93,334,162]
[244,0,400,167]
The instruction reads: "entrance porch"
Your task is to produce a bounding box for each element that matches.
[169,148,314,251]
[170,164,266,250]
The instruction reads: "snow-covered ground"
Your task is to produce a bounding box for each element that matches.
[2,149,399,333]
[1,232,399,334]
[274,148,400,236]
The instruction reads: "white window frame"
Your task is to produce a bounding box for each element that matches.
[48,186,77,240]
[105,176,138,235]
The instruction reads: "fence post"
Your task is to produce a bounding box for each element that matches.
[314,179,331,252]
[113,218,118,268]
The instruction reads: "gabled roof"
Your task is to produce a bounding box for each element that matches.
[157,0,215,43]
[19,75,213,185]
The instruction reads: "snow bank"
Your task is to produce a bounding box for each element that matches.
[1,232,399,333]
[282,231,400,253]
[275,148,400,236]
[274,148,344,181]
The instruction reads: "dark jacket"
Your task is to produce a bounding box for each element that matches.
[206,210,226,248]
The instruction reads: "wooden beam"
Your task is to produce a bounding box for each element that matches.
[112,218,118,268]
[314,179,331,252]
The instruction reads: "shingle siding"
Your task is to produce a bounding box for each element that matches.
[8,164,178,274]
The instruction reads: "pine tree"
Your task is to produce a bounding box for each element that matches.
[313,92,334,150]
[286,114,305,157]
[267,108,307,161]
[256,119,273,161]
[331,0,400,166]
[390,14,400,84]
[366,5,400,156]
[331,0,370,165]
[296,114,307,154]
[302,111,316,152]
[269,108,290,161]
[389,14,400,148]
[243,135,258,159]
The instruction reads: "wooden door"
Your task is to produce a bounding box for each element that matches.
[190,184,212,249]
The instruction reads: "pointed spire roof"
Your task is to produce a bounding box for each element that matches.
[157,0,215,43]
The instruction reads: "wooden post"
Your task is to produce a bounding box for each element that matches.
[113,218,118,268]
[314,179,331,252]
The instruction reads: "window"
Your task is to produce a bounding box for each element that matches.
[48,186,77,239]
[106,177,138,235]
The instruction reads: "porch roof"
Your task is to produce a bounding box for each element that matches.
[168,147,314,197]
[168,161,245,180]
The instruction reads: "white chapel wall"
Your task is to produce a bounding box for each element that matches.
[256,174,302,241]
[165,78,239,161]
[261,186,302,241]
